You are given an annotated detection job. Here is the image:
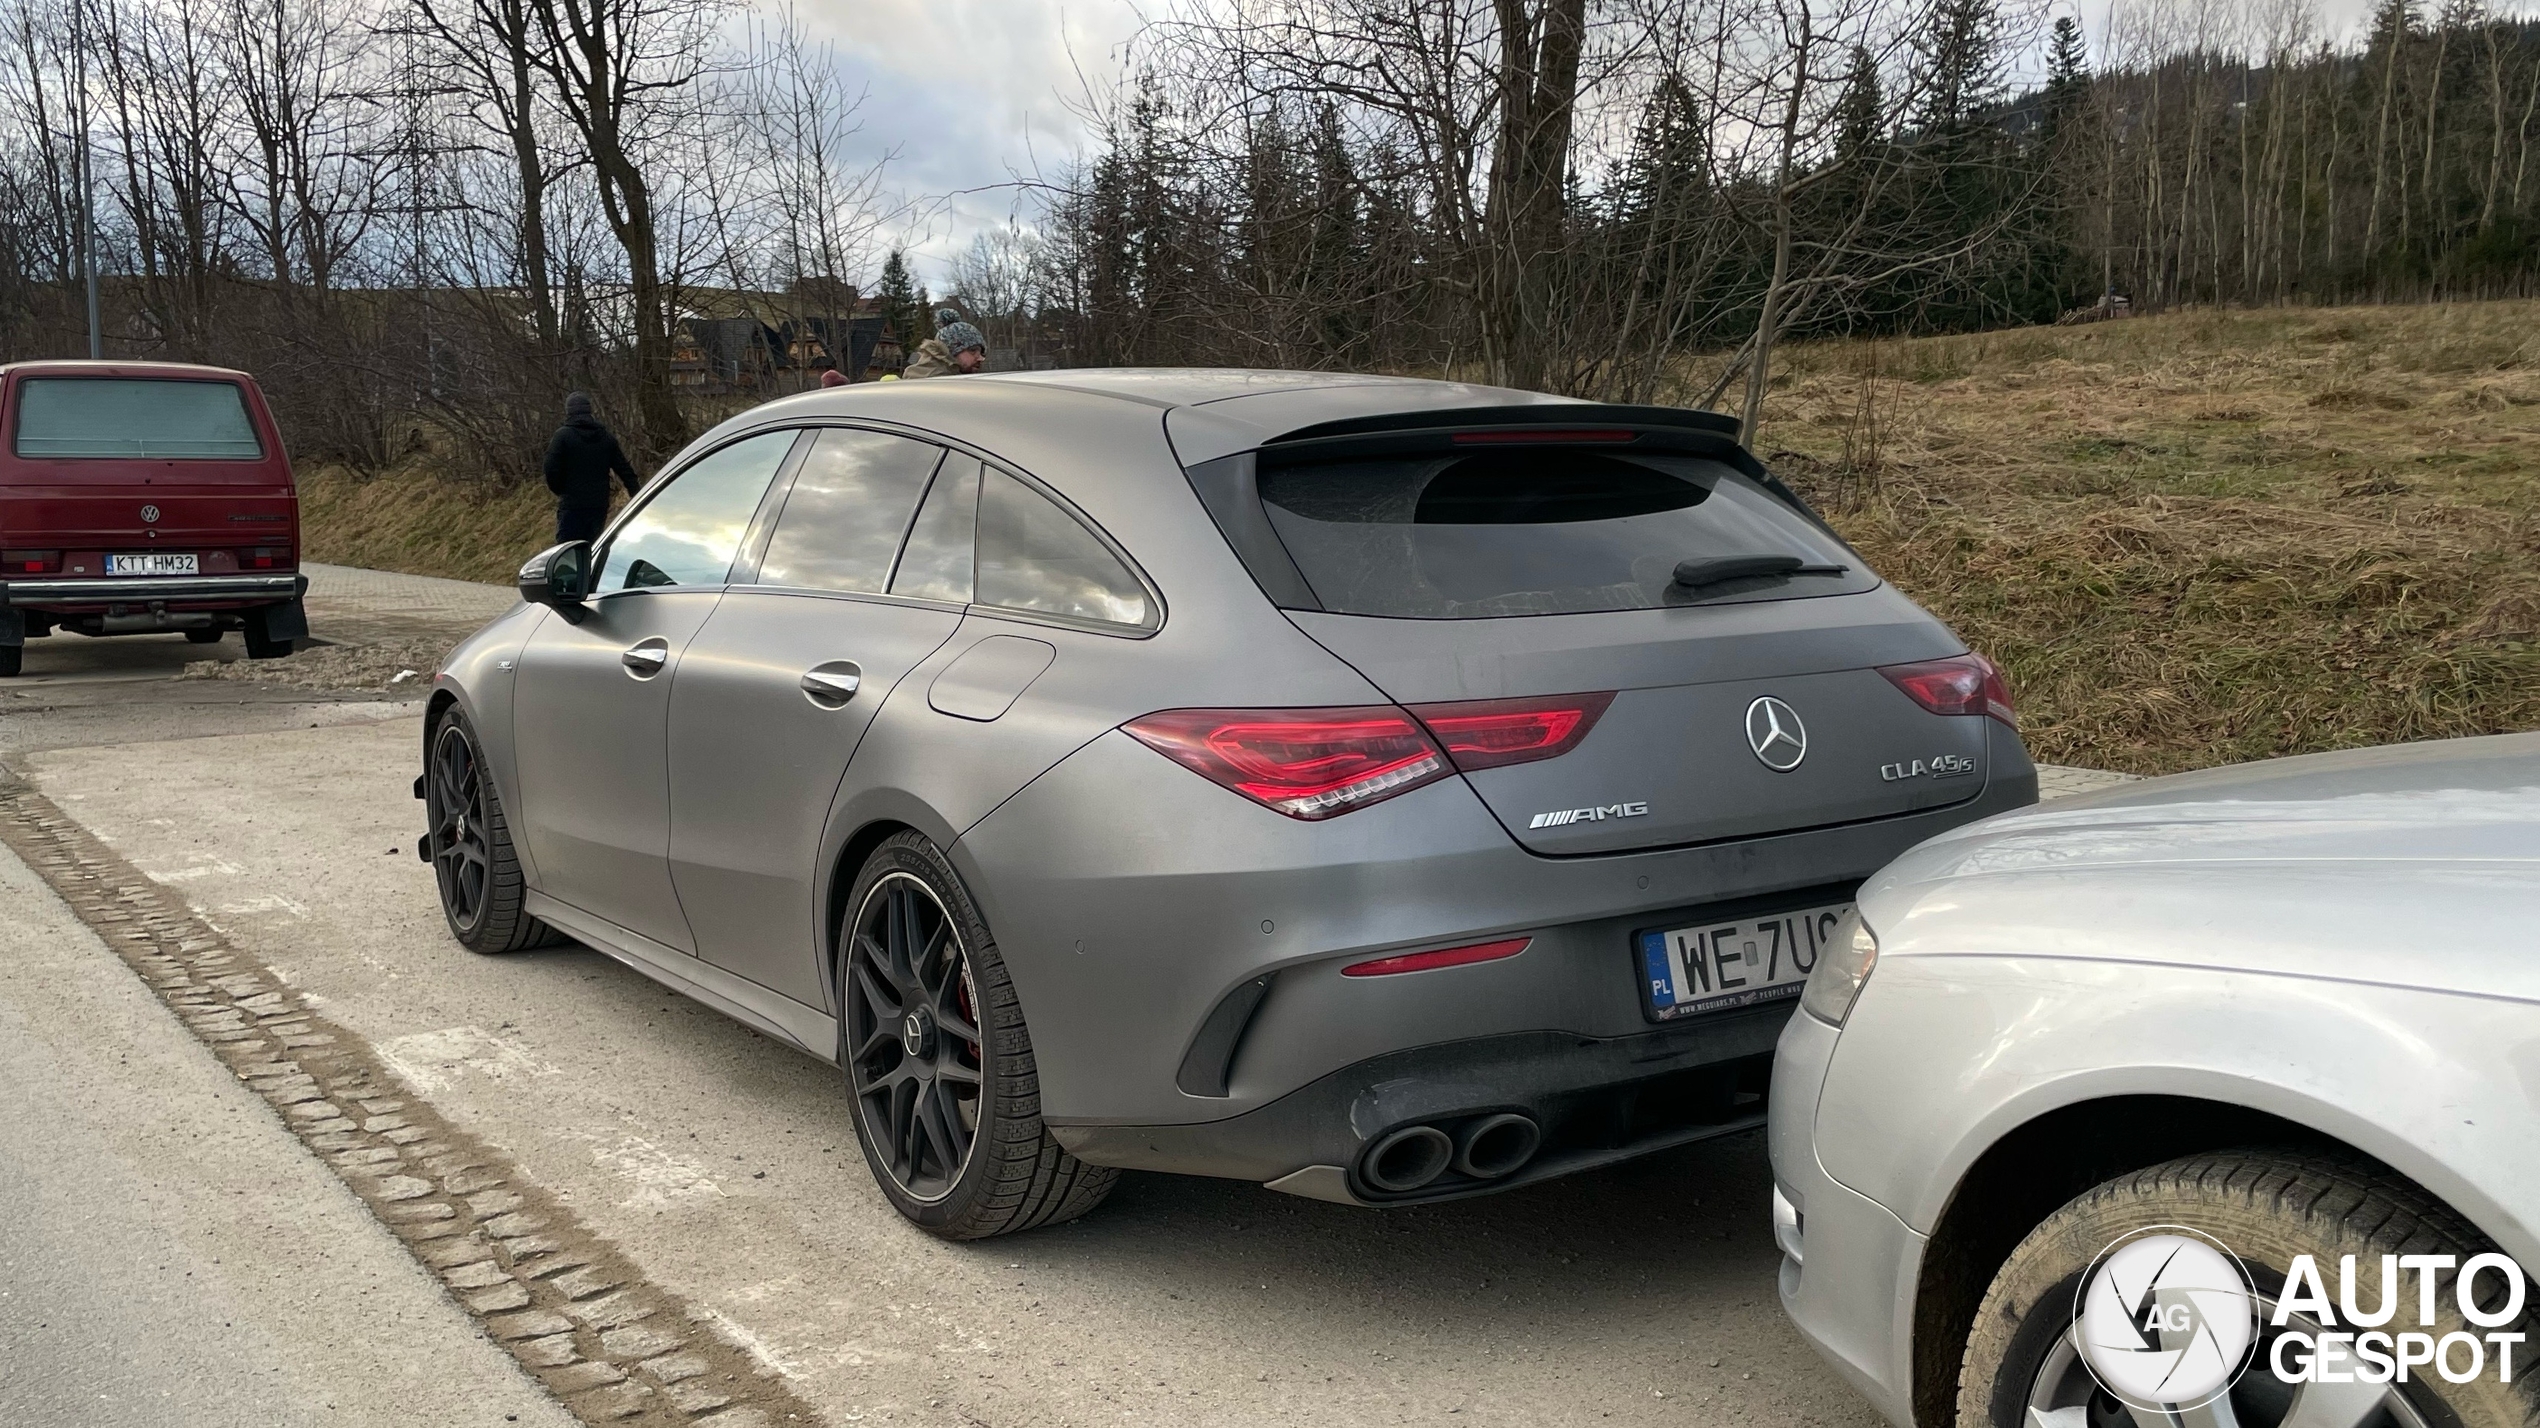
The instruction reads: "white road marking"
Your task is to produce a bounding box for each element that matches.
[377,1025,560,1094]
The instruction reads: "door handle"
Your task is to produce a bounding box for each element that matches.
[800,662,863,707]
[621,639,670,677]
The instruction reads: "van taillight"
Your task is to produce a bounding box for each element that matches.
[1,550,60,574]
[242,546,291,569]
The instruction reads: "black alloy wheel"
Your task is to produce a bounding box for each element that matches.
[428,720,494,935]
[844,871,985,1203]
[836,832,1117,1239]
[423,710,556,954]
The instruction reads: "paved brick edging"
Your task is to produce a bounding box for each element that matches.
[0,776,824,1428]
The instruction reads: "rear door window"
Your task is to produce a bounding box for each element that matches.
[14,378,263,458]
[597,430,797,592]
[1256,450,1872,618]
[754,429,943,595]
[975,467,1152,628]
[889,457,979,604]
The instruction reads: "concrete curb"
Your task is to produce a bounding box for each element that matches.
[0,774,822,1428]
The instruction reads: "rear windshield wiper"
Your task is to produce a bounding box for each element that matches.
[1671,555,1849,591]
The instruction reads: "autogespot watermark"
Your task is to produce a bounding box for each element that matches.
[2071,1226,2530,1411]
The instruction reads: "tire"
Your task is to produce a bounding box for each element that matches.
[1959,1149,2539,1428]
[184,627,223,645]
[838,832,1117,1240]
[0,644,17,678]
[423,708,563,954]
[243,624,292,659]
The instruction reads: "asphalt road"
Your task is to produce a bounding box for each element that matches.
[0,567,2136,1427]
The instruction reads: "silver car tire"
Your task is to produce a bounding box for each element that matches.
[424,709,565,955]
[1957,1149,2538,1428]
[837,832,1117,1240]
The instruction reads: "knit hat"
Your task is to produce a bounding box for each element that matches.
[564,390,594,419]
[934,309,987,358]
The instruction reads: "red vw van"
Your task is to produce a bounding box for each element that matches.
[0,361,306,677]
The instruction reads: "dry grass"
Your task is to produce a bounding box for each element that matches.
[1760,301,2540,773]
[299,464,609,585]
[301,301,2540,773]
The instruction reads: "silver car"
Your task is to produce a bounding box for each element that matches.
[421,370,2037,1239]
[1773,734,2540,1428]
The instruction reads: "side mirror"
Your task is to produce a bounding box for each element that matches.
[518,541,592,622]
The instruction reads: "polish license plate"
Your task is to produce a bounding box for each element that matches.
[107,553,198,575]
[1637,903,1852,1021]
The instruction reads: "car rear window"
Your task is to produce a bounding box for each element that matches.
[14,378,264,458]
[1255,449,1873,618]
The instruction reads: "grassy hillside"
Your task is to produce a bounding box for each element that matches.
[303,301,2540,773]
[1760,303,2539,773]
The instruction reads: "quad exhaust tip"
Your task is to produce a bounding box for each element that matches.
[1453,1113,1540,1181]
[1360,1113,1543,1195]
[1362,1125,1455,1193]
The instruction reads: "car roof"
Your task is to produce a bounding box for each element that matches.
[0,359,258,382]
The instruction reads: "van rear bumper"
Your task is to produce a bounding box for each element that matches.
[4,573,300,605]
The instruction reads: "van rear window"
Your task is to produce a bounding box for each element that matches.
[14,378,263,459]
[1256,449,1872,618]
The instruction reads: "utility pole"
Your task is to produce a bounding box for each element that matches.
[72,0,101,359]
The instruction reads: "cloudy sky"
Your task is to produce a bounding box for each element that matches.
[791,0,1150,287]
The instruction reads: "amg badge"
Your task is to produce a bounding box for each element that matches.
[1528,802,1649,830]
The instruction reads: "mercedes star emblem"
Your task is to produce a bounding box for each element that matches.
[140,504,160,524]
[1745,696,1808,771]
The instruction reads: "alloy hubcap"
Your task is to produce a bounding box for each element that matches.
[2025,1294,2434,1428]
[843,873,983,1203]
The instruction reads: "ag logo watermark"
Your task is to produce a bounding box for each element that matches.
[2073,1228,2256,1411]
[2071,1227,2529,1412]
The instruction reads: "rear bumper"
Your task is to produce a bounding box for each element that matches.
[4,572,301,607]
[1053,1014,1788,1205]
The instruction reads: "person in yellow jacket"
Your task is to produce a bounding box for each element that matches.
[901,308,987,379]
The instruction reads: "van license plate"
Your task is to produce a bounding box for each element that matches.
[108,554,199,575]
[1637,903,1851,1021]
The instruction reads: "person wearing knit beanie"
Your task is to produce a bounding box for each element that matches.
[903,308,989,379]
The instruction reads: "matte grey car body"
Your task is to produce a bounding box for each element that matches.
[1771,733,2540,1425]
[431,369,2037,1211]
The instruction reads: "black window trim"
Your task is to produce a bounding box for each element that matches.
[695,415,1165,639]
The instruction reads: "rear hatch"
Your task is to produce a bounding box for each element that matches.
[1177,405,1999,855]
[0,371,298,575]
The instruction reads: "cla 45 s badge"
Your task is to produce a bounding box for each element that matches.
[1880,754,1977,782]
[1528,802,1650,829]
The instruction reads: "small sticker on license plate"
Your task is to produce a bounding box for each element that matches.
[107,553,199,575]
[1637,903,1851,1020]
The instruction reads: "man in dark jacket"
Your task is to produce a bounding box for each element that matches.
[543,392,641,543]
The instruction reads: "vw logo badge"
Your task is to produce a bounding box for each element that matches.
[1745,696,1808,771]
[139,504,160,524]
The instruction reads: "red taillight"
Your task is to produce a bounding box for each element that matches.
[2,549,61,574]
[1407,692,1615,771]
[1342,937,1531,977]
[1451,429,1636,445]
[242,546,290,569]
[1879,653,2016,728]
[1123,706,1450,819]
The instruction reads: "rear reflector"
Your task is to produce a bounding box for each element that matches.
[1878,653,2017,728]
[1342,937,1531,978]
[1123,706,1450,820]
[1450,429,1636,445]
[1408,692,1615,772]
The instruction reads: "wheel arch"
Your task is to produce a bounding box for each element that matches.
[820,818,922,1023]
[1907,1094,2382,1428]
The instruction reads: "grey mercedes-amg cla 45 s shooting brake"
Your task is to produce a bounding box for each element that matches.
[420,370,2038,1239]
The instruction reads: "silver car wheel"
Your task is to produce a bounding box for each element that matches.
[2023,1303,2434,1428]
[844,871,985,1204]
